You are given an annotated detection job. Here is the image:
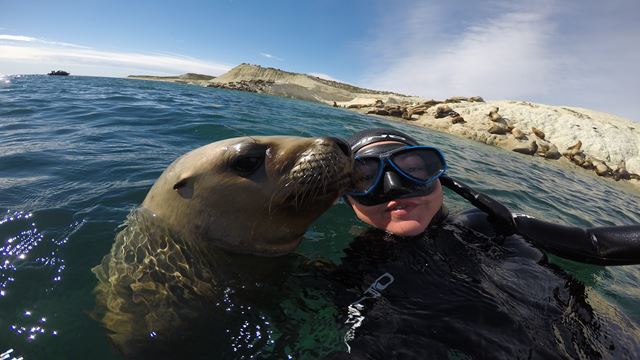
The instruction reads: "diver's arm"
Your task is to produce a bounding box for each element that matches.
[440,174,640,266]
[439,175,517,235]
[513,215,640,266]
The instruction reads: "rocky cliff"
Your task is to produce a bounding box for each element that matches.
[206,63,422,104]
[128,73,215,85]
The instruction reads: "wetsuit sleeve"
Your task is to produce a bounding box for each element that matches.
[513,215,640,266]
[440,175,516,235]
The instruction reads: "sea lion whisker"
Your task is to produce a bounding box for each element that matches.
[308,171,323,197]
[308,175,324,203]
[295,178,308,207]
[268,191,278,215]
[301,173,319,206]
[274,180,296,209]
[221,124,257,142]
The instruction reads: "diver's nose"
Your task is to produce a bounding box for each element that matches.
[383,171,412,195]
[327,136,352,157]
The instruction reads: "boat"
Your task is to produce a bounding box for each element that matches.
[48,70,70,76]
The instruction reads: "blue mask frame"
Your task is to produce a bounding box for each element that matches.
[348,145,448,197]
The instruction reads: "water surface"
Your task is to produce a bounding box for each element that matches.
[1,75,639,358]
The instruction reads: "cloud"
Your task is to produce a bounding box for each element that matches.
[0,34,36,41]
[0,34,90,49]
[260,52,284,61]
[0,35,231,77]
[362,4,558,99]
[362,0,640,120]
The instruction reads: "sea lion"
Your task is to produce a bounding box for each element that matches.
[531,127,546,140]
[512,140,538,155]
[511,127,527,140]
[487,106,501,122]
[91,135,352,356]
[488,124,508,135]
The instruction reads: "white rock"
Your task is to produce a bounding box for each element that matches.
[416,100,640,175]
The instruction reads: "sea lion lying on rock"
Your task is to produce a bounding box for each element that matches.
[512,140,538,155]
[511,128,527,140]
[531,127,546,140]
[487,106,501,122]
[92,136,352,356]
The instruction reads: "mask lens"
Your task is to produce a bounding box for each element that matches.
[352,157,382,193]
[391,148,445,181]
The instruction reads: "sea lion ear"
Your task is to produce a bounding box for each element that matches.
[173,177,194,199]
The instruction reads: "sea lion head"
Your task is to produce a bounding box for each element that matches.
[141,135,352,256]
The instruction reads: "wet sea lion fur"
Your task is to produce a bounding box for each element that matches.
[91,135,352,355]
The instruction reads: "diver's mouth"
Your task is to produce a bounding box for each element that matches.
[387,205,406,211]
[385,200,419,213]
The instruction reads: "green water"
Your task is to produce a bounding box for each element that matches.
[1,75,639,358]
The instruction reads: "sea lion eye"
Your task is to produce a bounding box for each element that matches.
[231,155,263,174]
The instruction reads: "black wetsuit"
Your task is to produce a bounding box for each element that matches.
[325,209,640,360]
[439,174,640,266]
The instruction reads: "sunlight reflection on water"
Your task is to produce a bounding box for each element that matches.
[0,209,84,350]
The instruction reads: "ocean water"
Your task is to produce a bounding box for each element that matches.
[1,75,639,359]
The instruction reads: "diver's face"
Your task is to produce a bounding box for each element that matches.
[348,180,443,237]
[347,141,444,237]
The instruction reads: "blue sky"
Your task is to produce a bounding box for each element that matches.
[1,0,639,120]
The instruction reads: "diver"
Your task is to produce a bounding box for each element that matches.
[345,127,640,265]
[324,128,640,359]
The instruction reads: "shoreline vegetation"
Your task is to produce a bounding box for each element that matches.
[127,64,640,191]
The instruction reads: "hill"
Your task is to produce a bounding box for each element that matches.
[206,63,422,104]
[128,73,215,85]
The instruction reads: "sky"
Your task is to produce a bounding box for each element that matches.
[1,0,639,120]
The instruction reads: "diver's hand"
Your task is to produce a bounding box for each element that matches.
[441,175,640,265]
[477,193,517,236]
[513,215,640,266]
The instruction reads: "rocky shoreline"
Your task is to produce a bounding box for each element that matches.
[343,97,640,188]
[127,65,640,191]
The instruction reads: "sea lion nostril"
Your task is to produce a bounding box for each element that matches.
[327,136,351,157]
